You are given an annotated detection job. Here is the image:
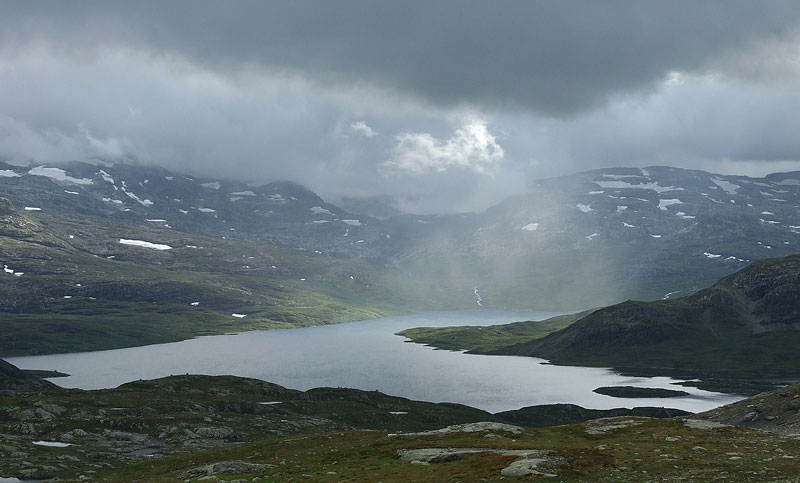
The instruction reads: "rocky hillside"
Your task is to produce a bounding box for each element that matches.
[0,359,683,480]
[2,363,797,481]
[0,358,26,379]
[698,381,800,437]
[0,358,56,393]
[500,252,800,378]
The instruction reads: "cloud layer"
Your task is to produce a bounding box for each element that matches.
[0,1,799,212]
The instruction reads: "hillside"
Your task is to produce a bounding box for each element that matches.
[496,253,800,379]
[0,359,685,481]
[0,358,56,393]
[1,362,797,481]
[697,381,800,436]
[0,195,452,356]
[400,252,800,393]
[397,166,800,308]
[397,310,594,352]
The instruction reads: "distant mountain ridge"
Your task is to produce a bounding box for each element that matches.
[2,160,800,355]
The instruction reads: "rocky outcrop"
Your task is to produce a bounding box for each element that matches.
[178,460,276,479]
[697,381,800,436]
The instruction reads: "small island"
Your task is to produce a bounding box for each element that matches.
[593,386,691,398]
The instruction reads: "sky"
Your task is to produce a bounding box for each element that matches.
[1,1,800,213]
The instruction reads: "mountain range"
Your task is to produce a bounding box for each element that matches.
[2,161,800,354]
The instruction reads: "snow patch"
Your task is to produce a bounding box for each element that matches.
[64,190,79,195]
[576,204,593,213]
[123,189,153,206]
[231,313,247,318]
[711,178,739,194]
[311,220,330,224]
[775,178,800,186]
[310,206,332,215]
[616,206,627,213]
[2,265,23,276]
[761,211,775,216]
[585,233,598,240]
[0,169,20,177]
[119,239,172,250]
[201,182,220,190]
[23,206,41,211]
[650,234,662,238]
[29,166,93,185]
[594,180,682,193]
[32,441,72,447]
[675,211,695,219]
[703,252,721,259]
[521,223,539,231]
[267,194,286,203]
[622,222,636,228]
[342,219,362,226]
[198,207,216,213]
[589,190,604,195]
[600,174,645,180]
[230,190,256,196]
[658,199,683,210]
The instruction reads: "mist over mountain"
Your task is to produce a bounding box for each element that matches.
[2,160,798,322]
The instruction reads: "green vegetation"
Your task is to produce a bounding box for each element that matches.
[592,386,690,398]
[495,404,688,428]
[78,411,800,482]
[3,356,800,481]
[397,310,595,353]
[0,207,476,356]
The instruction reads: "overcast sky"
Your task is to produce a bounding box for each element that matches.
[2,1,800,213]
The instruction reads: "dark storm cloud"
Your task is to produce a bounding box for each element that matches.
[1,1,800,213]
[3,0,800,116]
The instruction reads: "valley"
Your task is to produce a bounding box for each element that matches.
[2,162,800,481]
[2,162,800,357]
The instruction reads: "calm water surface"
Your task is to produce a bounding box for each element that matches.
[9,310,741,413]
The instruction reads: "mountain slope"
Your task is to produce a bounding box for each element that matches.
[396,166,800,308]
[697,381,800,436]
[0,196,449,356]
[496,252,800,377]
[3,161,800,310]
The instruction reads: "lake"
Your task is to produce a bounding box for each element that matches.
[8,309,741,413]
